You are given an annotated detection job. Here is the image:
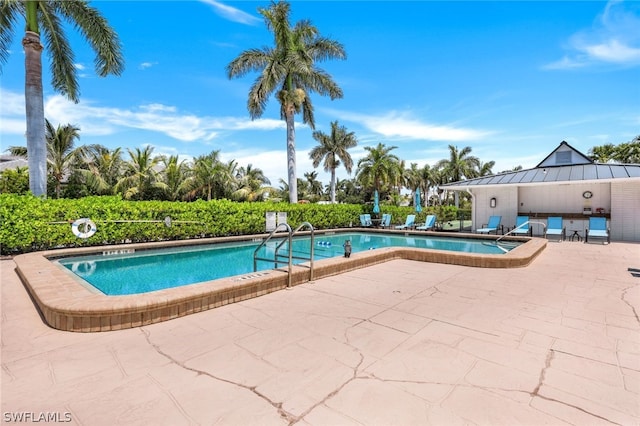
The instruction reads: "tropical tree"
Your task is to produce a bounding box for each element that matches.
[435,145,480,206]
[0,166,29,194]
[303,170,323,199]
[233,164,271,202]
[589,136,640,163]
[78,146,124,195]
[588,143,617,163]
[309,120,357,203]
[476,160,495,177]
[45,119,83,198]
[0,0,124,197]
[115,146,166,200]
[160,155,191,201]
[226,0,346,204]
[355,143,401,199]
[184,150,230,201]
[436,145,480,184]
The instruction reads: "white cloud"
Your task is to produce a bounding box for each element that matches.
[138,61,158,70]
[74,63,86,70]
[0,89,286,144]
[544,0,640,69]
[199,0,260,25]
[334,110,491,142]
[583,39,640,63]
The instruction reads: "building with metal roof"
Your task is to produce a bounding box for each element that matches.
[441,141,640,242]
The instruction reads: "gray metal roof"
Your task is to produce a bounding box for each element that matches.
[0,156,28,172]
[442,163,640,189]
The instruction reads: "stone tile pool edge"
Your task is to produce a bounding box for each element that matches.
[13,230,546,332]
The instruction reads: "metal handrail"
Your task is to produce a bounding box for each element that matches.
[254,223,293,286]
[493,220,546,252]
[253,221,315,288]
[288,222,314,281]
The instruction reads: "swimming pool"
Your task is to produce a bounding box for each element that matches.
[16,231,544,332]
[58,232,520,296]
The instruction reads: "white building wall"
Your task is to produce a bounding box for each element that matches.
[470,187,518,232]
[611,181,640,242]
[519,183,611,216]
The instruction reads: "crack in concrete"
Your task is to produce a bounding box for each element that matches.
[533,393,623,425]
[531,349,554,397]
[529,349,622,425]
[140,327,297,424]
[290,353,365,425]
[621,284,640,325]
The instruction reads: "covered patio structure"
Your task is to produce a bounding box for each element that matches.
[441,141,640,242]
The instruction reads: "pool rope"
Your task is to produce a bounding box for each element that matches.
[48,216,204,239]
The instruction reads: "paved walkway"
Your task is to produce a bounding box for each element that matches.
[2,241,639,425]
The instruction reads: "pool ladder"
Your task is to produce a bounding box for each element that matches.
[253,221,315,288]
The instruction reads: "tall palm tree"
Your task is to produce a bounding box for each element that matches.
[0,0,124,197]
[436,145,480,183]
[226,0,346,204]
[436,145,479,206]
[116,146,166,200]
[356,143,401,197]
[45,119,83,198]
[476,160,495,177]
[418,164,436,207]
[309,120,357,203]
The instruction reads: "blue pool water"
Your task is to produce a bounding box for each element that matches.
[58,232,518,296]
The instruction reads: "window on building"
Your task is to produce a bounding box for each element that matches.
[555,151,571,164]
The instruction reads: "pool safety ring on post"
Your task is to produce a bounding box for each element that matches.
[71,218,97,239]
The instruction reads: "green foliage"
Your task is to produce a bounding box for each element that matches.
[0,169,29,194]
[0,195,365,255]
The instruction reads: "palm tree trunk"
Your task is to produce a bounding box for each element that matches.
[23,30,47,197]
[330,167,336,203]
[285,111,297,203]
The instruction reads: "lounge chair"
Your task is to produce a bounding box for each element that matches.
[476,215,502,234]
[416,214,437,231]
[545,216,565,241]
[394,214,415,230]
[380,213,392,228]
[359,214,372,227]
[585,217,610,244]
[512,216,532,236]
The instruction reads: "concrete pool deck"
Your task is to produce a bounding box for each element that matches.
[12,231,545,332]
[2,240,639,425]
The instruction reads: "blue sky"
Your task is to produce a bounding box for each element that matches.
[1,0,639,187]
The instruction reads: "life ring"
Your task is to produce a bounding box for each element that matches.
[71,218,97,239]
[71,260,96,276]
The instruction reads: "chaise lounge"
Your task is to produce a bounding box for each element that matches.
[395,214,416,230]
[416,214,437,231]
[476,215,502,234]
[512,216,533,236]
[544,216,565,241]
[585,217,610,244]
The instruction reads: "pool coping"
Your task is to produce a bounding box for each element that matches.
[13,229,546,332]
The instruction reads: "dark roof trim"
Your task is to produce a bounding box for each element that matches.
[535,141,593,168]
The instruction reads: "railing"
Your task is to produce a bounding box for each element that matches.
[493,220,546,252]
[253,222,315,288]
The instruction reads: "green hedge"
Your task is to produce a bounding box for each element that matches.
[0,194,458,255]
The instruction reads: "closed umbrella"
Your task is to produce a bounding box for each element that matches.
[373,190,380,214]
[415,188,422,213]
